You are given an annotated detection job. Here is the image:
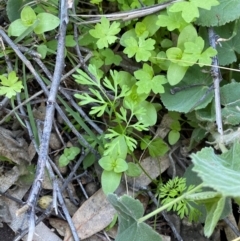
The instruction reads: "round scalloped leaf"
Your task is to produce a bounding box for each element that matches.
[214,21,240,66]
[161,65,213,113]
[196,0,240,27]
[220,82,240,125]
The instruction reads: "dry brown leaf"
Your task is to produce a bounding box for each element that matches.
[0,166,20,192]
[0,127,29,165]
[64,188,116,241]
[49,218,68,237]
[128,155,169,188]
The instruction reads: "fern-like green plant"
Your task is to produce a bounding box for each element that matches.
[158,177,201,222]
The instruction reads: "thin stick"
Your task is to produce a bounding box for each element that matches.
[208,28,223,137]
[25,1,68,239]
[73,0,182,24]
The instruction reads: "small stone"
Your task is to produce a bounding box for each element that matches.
[85,182,98,197]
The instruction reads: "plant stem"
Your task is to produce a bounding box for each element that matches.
[138,183,204,223]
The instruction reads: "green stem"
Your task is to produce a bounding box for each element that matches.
[138,183,204,223]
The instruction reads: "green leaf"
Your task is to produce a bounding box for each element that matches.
[59,155,68,167]
[65,147,80,159]
[134,64,167,94]
[141,136,169,157]
[166,47,183,64]
[168,130,180,145]
[99,156,113,171]
[34,12,60,34]
[123,36,155,62]
[120,29,137,47]
[167,63,188,86]
[101,48,122,65]
[101,170,122,194]
[186,191,222,202]
[220,82,240,125]
[214,21,240,66]
[73,67,99,86]
[204,197,225,237]
[65,35,76,47]
[107,194,162,241]
[196,0,239,27]
[169,0,219,23]
[135,101,157,126]
[191,142,240,197]
[177,25,198,50]
[124,135,138,152]
[169,2,199,23]
[59,147,80,167]
[198,47,217,67]
[89,17,121,49]
[90,104,108,117]
[182,37,204,64]
[6,0,32,22]
[21,6,36,26]
[191,0,219,9]
[0,71,23,98]
[142,15,160,36]
[135,22,148,37]
[104,134,128,157]
[161,65,213,113]
[150,51,170,70]
[124,85,148,107]
[161,39,173,49]
[117,71,136,89]
[83,153,95,169]
[157,10,188,31]
[125,162,142,177]
[114,158,128,173]
[37,44,48,59]
[170,120,181,131]
[8,19,28,37]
